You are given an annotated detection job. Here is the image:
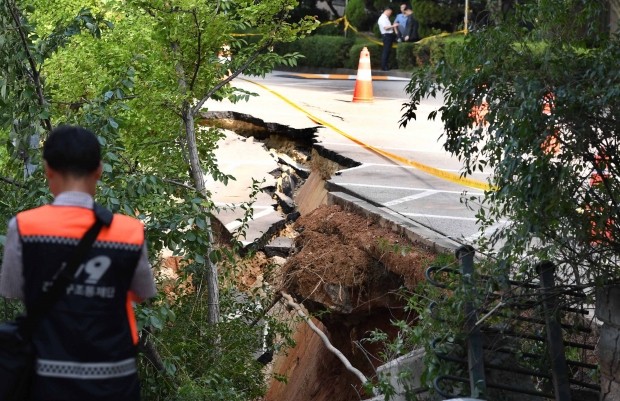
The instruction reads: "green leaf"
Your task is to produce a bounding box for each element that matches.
[149,315,163,330]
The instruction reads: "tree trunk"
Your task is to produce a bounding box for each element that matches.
[596,285,620,400]
[174,32,221,324]
[183,108,220,325]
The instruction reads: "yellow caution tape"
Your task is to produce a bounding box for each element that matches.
[242,78,491,191]
[230,17,464,47]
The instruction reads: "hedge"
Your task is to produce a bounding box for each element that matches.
[274,32,464,72]
[345,42,396,70]
[275,35,356,69]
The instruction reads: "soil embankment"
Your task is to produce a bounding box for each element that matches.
[264,203,436,401]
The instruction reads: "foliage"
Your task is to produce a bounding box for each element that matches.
[407,34,464,68]
[344,42,394,70]
[395,42,418,70]
[272,32,465,72]
[362,252,463,399]
[0,0,316,399]
[140,267,293,401]
[275,34,355,68]
[313,19,348,36]
[287,0,330,23]
[346,0,373,31]
[412,0,462,35]
[392,38,462,71]
[0,1,110,176]
[401,0,618,298]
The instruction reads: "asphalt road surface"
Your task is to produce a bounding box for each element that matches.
[206,72,495,246]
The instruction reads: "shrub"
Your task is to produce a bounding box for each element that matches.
[345,42,396,71]
[412,41,432,66]
[275,35,355,69]
[395,42,416,70]
[139,269,294,401]
[413,0,461,33]
[346,0,381,31]
[314,21,345,36]
[434,35,464,65]
[402,34,464,68]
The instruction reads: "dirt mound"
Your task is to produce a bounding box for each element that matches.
[283,204,435,313]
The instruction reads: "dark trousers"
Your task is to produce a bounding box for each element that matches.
[381,33,395,70]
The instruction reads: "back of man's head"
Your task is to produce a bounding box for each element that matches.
[43,125,101,176]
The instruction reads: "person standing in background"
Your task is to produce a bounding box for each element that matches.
[378,6,398,71]
[403,7,420,42]
[394,3,408,42]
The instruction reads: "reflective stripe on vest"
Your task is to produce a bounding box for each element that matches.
[36,357,137,379]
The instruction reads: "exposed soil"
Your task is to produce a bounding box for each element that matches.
[282,204,434,314]
[264,204,437,401]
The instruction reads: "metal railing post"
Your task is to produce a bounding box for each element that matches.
[537,261,572,401]
[456,245,487,398]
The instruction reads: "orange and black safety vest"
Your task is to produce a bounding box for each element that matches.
[17,204,144,400]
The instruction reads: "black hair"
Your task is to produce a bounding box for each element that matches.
[43,125,101,176]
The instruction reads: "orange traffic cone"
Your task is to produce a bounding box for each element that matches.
[352,47,373,103]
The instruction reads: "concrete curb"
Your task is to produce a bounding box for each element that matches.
[327,191,462,255]
[273,67,412,79]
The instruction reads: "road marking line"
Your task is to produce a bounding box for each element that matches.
[225,207,276,230]
[319,141,448,154]
[214,202,274,208]
[242,78,491,191]
[463,220,509,242]
[276,73,410,81]
[338,162,491,175]
[400,212,478,221]
[383,190,438,206]
[333,181,484,195]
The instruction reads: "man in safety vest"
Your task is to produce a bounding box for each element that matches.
[0,125,157,400]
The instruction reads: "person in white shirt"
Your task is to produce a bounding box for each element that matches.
[377,6,399,71]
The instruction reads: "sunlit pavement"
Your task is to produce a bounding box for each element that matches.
[203,71,494,250]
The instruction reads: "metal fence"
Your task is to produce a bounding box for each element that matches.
[426,245,600,401]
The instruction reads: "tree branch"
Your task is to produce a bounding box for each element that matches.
[0,176,26,188]
[171,41,188,96]
[138,328,166,372]
[191,40,274,115]
[6,0,52,131]
[189,9,202,92]
[161,178,200,194]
